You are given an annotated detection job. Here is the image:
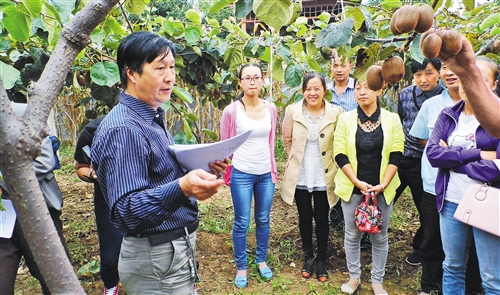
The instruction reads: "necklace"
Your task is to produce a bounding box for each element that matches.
[303,105,325,124]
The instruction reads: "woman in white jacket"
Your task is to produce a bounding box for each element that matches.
[282,73,342,281]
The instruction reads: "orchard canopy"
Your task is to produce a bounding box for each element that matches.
[1,0,499,143]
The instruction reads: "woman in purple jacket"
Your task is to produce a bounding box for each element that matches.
[427,57,500,295]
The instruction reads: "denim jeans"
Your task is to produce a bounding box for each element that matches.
[341,193,393,284]
[230,168,275,270]
[440,200,500,295]
[94,189,123,288]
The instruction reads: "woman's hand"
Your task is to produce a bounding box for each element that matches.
[480,150,497,160]
[367,184,385,195]
[438,139,448,147]
[355,180,372,195]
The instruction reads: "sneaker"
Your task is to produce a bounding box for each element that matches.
[405,252,422,266]
[104,285,119,295]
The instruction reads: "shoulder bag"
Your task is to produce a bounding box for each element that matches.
[454,183,500,237]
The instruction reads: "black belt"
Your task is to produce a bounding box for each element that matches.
[126,219,199,246]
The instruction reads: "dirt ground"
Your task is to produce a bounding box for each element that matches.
[15,173,422,295]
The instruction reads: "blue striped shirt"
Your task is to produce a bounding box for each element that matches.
[91,92,197,235]
[328,77,357,112]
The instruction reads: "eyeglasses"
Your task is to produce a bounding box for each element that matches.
[240,76,263,83]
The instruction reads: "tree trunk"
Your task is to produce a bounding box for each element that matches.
[0,0,119,293]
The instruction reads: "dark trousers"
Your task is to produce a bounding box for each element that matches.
[94,191,123,289]
[294,189,330,260]
[394,156,424,255]
[419,191,483,294]
[0,208,69,295]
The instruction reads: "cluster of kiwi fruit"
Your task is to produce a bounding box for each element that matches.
[420,28,463,59]
[390,4,434,35]
[366,56,405,91]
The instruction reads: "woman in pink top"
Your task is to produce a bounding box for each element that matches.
[220,63,278,288]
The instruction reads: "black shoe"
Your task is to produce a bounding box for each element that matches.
[316,260,328,282]
[405,252,421,266]
[301,255,315,278]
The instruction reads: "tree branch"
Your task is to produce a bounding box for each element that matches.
[475,34,500,56]
[365,37,409,44]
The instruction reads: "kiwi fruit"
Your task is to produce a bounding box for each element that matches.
[381,56,405,83]
[366,65,384,91]
[390,10,401,35]
[415,4,434,33]
[421,33,442,58]
[491,40,500,54]
[394,5,419,34]
[439,29,463,57]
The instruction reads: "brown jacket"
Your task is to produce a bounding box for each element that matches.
[281,99,342,207]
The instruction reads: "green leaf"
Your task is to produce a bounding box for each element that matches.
[223,47,245,70]
[185,26,202,45]
[90,61,120,87]
[471,4,487,16]
[22,0,42,18]
[253,0,294,31]
[202,128,219,141]
[295,16,308,25]
[315,18,354,49]
[187,114,198,121]
[462,0,474,11]
[2,6,31,41]
[42,2,62,25]
[183,118,194,140]
[0,61,21,90]
[276,43,292,63]
[284,64,303,87]
[163,19,175,37]
[124,0,147,15]
[306,57,321,73]
[46,0,75,23]
[185,9,202,24]
[104,16,126,35]
[491,27,500,36]
[173,86,194,104]
[317,11,331,24]
[306,42,318,56]
[271,57,284,82]
[380,0,402,10]
[479,13,500,31]
[210,0,235,14]
[290,40,304,55]
[379,45,397,61]
[77,260,100,276]
[410,35,425,64]
[235,0,254,20]
[260,46,271,63]
[207,18,219,27]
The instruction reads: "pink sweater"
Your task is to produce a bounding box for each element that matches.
[220,100,278,185]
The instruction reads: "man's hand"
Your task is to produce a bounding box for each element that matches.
[437,36,476,79]
[179,169,225,201]
[208,158,229,178]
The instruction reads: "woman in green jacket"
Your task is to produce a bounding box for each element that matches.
[334,80,404,295]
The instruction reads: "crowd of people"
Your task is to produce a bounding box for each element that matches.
[1,30,499,295]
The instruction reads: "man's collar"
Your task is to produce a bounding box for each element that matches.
[120,92,161,122]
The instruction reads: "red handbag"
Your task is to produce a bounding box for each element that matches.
[354,192,383,234]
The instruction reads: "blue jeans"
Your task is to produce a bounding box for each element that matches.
[94,189,123,288]
[230,168,275,270]
[440,200,500,295]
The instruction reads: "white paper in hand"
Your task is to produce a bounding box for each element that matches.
[0,200,17,239]
[170,129,253,172]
